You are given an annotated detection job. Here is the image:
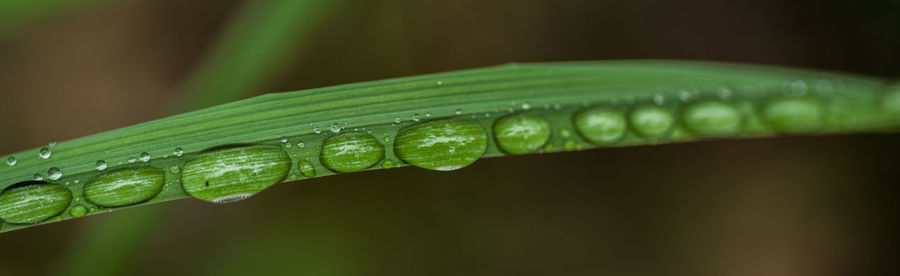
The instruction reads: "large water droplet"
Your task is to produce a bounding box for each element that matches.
[0,182,72,224]
[298,160,316,177]
[682,101,742,137]
[95,160,108,171]
[394,119,487,171]
[762,98,824,133]
[629,106,675,138]
[84,168,165,207]
[574,107,627,144]
[47,167,62,181]
[181,145,291,203]
[39,147,52,159]
[493,113,551,155]
[6,156,16,166]
[319,132,385,173]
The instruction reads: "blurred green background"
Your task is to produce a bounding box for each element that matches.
[1,0,898,275]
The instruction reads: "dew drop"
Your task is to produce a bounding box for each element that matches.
[330,123,342,133]
[412,114,420,122]
[521,103,531,110]
[298,160,316,177]
[762,98,824,133]
[84,168,166,207]
[629,105,675,138]
[383,135,391,142]
[48,167,62,181]
[682,102,742,137]
[70,205,88,217]
[95,160,108,171]
[381,160,394,169]
[280,136,289,143]
[170,165,181,174]
[320,132,385,173]
[49,141,57,147]
[33,174,43,181]
[394,119,487,171]
[6,156,16,166]
[39,147,52,159]
[455,109,462,115]
[425,113,432,117]
[181,145,290,203]
[73,179,79,184]
[394,117,402,124]
[139,152,150,162]
[297,142,306,148]
[0,182,72,224]
[174,147,185,157]
[563,139,578,151]
[560,129,572,138]
[653,95,666,105]
[314,127,322,134]
[493,113,551,155]
[574,107,627,144]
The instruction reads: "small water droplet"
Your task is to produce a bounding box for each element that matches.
[298,160,316,177]
[425,113,432,117]
[383,135,391,142]
[563,139,578,151]
[95,160,108,171]
[330,123,342,133]
[394,117,402,123]
[653,95,666,105]
[139,152,150,162]
[521,103,531,110]
[297,142,306,148]
[437,81,443,85]
[381,160,394,169]
[553,104,562,110]
[560,129,572,138]
[128,158,136,163]
[33,174,43,181]
[455,109,462,115]
[790,80,808,95]
[314,127,322,134]
[70,205,88,217]
[39,147,52,159]
[280,136,289,143]
[412,114,420,122]
[170,165,181,174]
[679,91,692,102]
[73,179,79,184]
[6,156,16,166]
[49,141,57,147]
[47,167,62,181]
[174,147,184,157]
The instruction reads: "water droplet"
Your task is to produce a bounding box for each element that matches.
[6,156,16,166]
[70,205,88,217]
[314,127,322,134]
[394,119,487,171]
[412,114,420,122]
[762,98,824,133]
[521,103,531,110]
[95,160,108,171]
[0,182,72,224]
[425,113,432,117]
[280,136,289,143]
[181,145,291,203]
[320,132,385,173]
[653,95,666,105]
[437,81,443,85]
[790,80,808,95]
[128,158,136,163]
[33,174,43,181]
[39,147,52,159]
[560,129,572,138]
[493,113,551,155]
[553,104,562,110]
[381,160,394,169]
[383,135,391,142]
[394,117,402,124]
[455,109,462,115]
[330,123,342,133]
[139,152,150,162]
[73,179,79,184]
[84,168,166,207]
[49,141,57,147]
[298,160,316,177]
[574,107,627,144]
[48,167,62,181]
[629,106,675,138]
[297,142,306,148]
[174,147,185,157]
[682,102,742,137]
[563,139,578,151]
[170,165,181,174]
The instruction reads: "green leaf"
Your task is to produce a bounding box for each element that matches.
[1,60,897,232]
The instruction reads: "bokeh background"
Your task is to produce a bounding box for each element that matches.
[1,0,898,275]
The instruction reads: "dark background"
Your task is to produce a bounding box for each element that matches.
[0,0,898,275]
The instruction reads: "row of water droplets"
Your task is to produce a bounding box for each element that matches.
[2,79,899,227]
